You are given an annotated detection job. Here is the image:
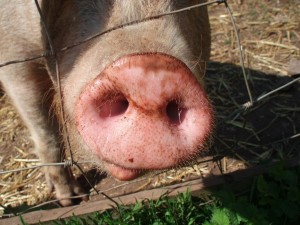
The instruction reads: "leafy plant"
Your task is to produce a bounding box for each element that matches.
[40,163,300,225]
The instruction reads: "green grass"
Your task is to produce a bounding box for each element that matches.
[23,163,300,225]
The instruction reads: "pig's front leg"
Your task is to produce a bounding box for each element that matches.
[0,62,84,206]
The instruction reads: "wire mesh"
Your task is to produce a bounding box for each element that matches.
[0,0,299,221]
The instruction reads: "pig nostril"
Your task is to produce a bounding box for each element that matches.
[99,98,129,119]
[166,100,187,125]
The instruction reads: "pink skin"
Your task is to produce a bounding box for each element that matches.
[75,53,213,181]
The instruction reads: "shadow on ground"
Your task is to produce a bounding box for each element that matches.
[207,61,300,163]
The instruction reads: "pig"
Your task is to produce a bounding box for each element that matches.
[0,0,213,206]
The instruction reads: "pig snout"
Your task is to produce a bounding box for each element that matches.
[75,53,213,181]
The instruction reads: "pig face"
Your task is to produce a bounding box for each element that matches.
[42,0,213,181]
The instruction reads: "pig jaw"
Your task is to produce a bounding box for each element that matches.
[75,53,213,181]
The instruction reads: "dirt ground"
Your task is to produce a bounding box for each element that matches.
[0,0,299,217]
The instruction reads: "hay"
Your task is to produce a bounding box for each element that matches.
[209,0,299,75]
[0,95,53,217]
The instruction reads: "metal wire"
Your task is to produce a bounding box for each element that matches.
[223,0,254,108]
[243,74,300,107]
[0,160,92,175]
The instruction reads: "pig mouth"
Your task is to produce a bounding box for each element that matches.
[104,161,143,181]
[75,52,214,181]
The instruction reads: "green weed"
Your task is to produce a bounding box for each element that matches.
[32,163,300,225]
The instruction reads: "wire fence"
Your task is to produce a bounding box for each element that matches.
[0,0,299,221]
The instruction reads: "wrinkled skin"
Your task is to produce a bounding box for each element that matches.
[0,0,212,206]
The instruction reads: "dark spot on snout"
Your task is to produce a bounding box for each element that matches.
[128,158,134,163]
[166,100,187,125]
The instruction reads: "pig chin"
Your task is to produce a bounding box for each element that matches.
[104,162,143,181]
[74,53,213,181]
